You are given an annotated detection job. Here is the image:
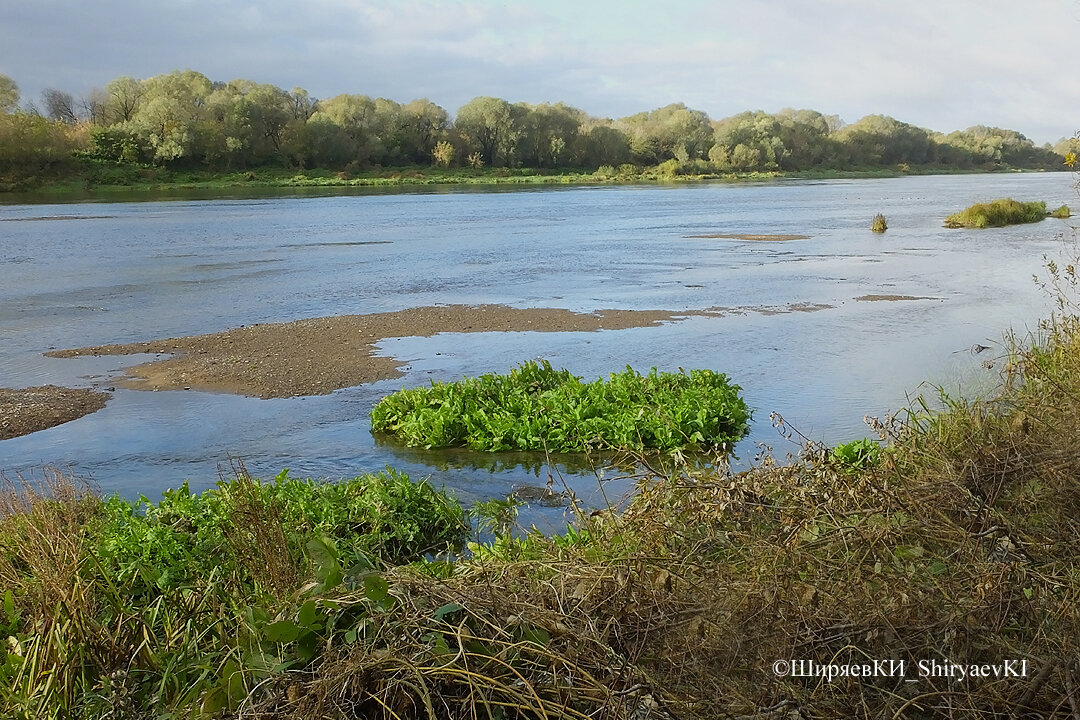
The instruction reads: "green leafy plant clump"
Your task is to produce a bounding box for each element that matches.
[828,437,882,473]
[92,467,469,596]
[370,359,751,452]
[870,213,888,233]
[943,198,1048,228]
[1051,204,1071,219]
[0,467,470,718]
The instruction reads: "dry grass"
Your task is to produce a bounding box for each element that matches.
[243,307,1080,719]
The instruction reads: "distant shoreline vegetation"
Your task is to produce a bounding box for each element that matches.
[0,69,1074,192]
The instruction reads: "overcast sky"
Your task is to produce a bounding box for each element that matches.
[2,0,1078,143]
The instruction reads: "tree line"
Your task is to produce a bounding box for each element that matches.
[0,69,1070,184]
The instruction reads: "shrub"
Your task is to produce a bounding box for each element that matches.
[944,198,1048,228]
[370,359,751,452]
[1051,204,1071,219]
[871,213,888,233]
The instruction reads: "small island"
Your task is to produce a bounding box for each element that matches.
[944,198,1071,228]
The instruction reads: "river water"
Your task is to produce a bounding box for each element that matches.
[1,174,1075,519]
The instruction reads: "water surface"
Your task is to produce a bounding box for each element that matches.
[1,174,1074,520]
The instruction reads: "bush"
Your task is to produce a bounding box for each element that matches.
[871,213,888,232]
[370,359,751,452]
[1051,204,1071,219]
[944,198,1048,228]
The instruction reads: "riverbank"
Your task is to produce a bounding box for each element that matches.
[4,302,1080,718]
[1,162,1051,200]
[0,386,108,440]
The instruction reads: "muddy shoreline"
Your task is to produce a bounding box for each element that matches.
[47,304,716,399]
[0,386,109,440]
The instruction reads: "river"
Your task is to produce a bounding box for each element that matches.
[1,173,1075,520]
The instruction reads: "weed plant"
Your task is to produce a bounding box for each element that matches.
[370,359,751,452]
[944,198,1049,228]
[871,213,888,232]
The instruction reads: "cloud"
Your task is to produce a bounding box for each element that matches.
[1,0,1076,142]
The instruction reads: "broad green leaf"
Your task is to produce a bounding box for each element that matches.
[263,620,301,644]
[433,602,463,621]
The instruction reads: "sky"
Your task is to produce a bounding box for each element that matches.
[2,0,1078,144]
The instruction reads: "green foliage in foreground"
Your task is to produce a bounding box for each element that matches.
[370,360,751,452]
[943,198,1049,228]
[1051,204,1071,219]
[93,468,467,596]
[0,468,468,718]
[828,437,883,473]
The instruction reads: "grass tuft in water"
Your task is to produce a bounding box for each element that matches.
[944,197,1048,228]
[370,359,751,453]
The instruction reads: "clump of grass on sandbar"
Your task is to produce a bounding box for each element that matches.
[944,197,1048,228]
[370,359,751,452]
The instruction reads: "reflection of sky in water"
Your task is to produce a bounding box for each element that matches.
[0,174,1074,526]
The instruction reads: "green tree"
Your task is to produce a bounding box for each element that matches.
[128,70,213,164]
[0,113,81,175]
[0,74,19,113]
[835,114,934,166]
[309,93,388,166]
[710,111,786,171]
[402,99,449,163]
[616,103,713,163]
[943,125,1058,169]
[104,76,144,123]
[581,123,631,167]
[455,96,518,167]
[514,102,584,167]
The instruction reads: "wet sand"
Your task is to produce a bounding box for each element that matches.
[0,386,109,440]
[47,305,713,399]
